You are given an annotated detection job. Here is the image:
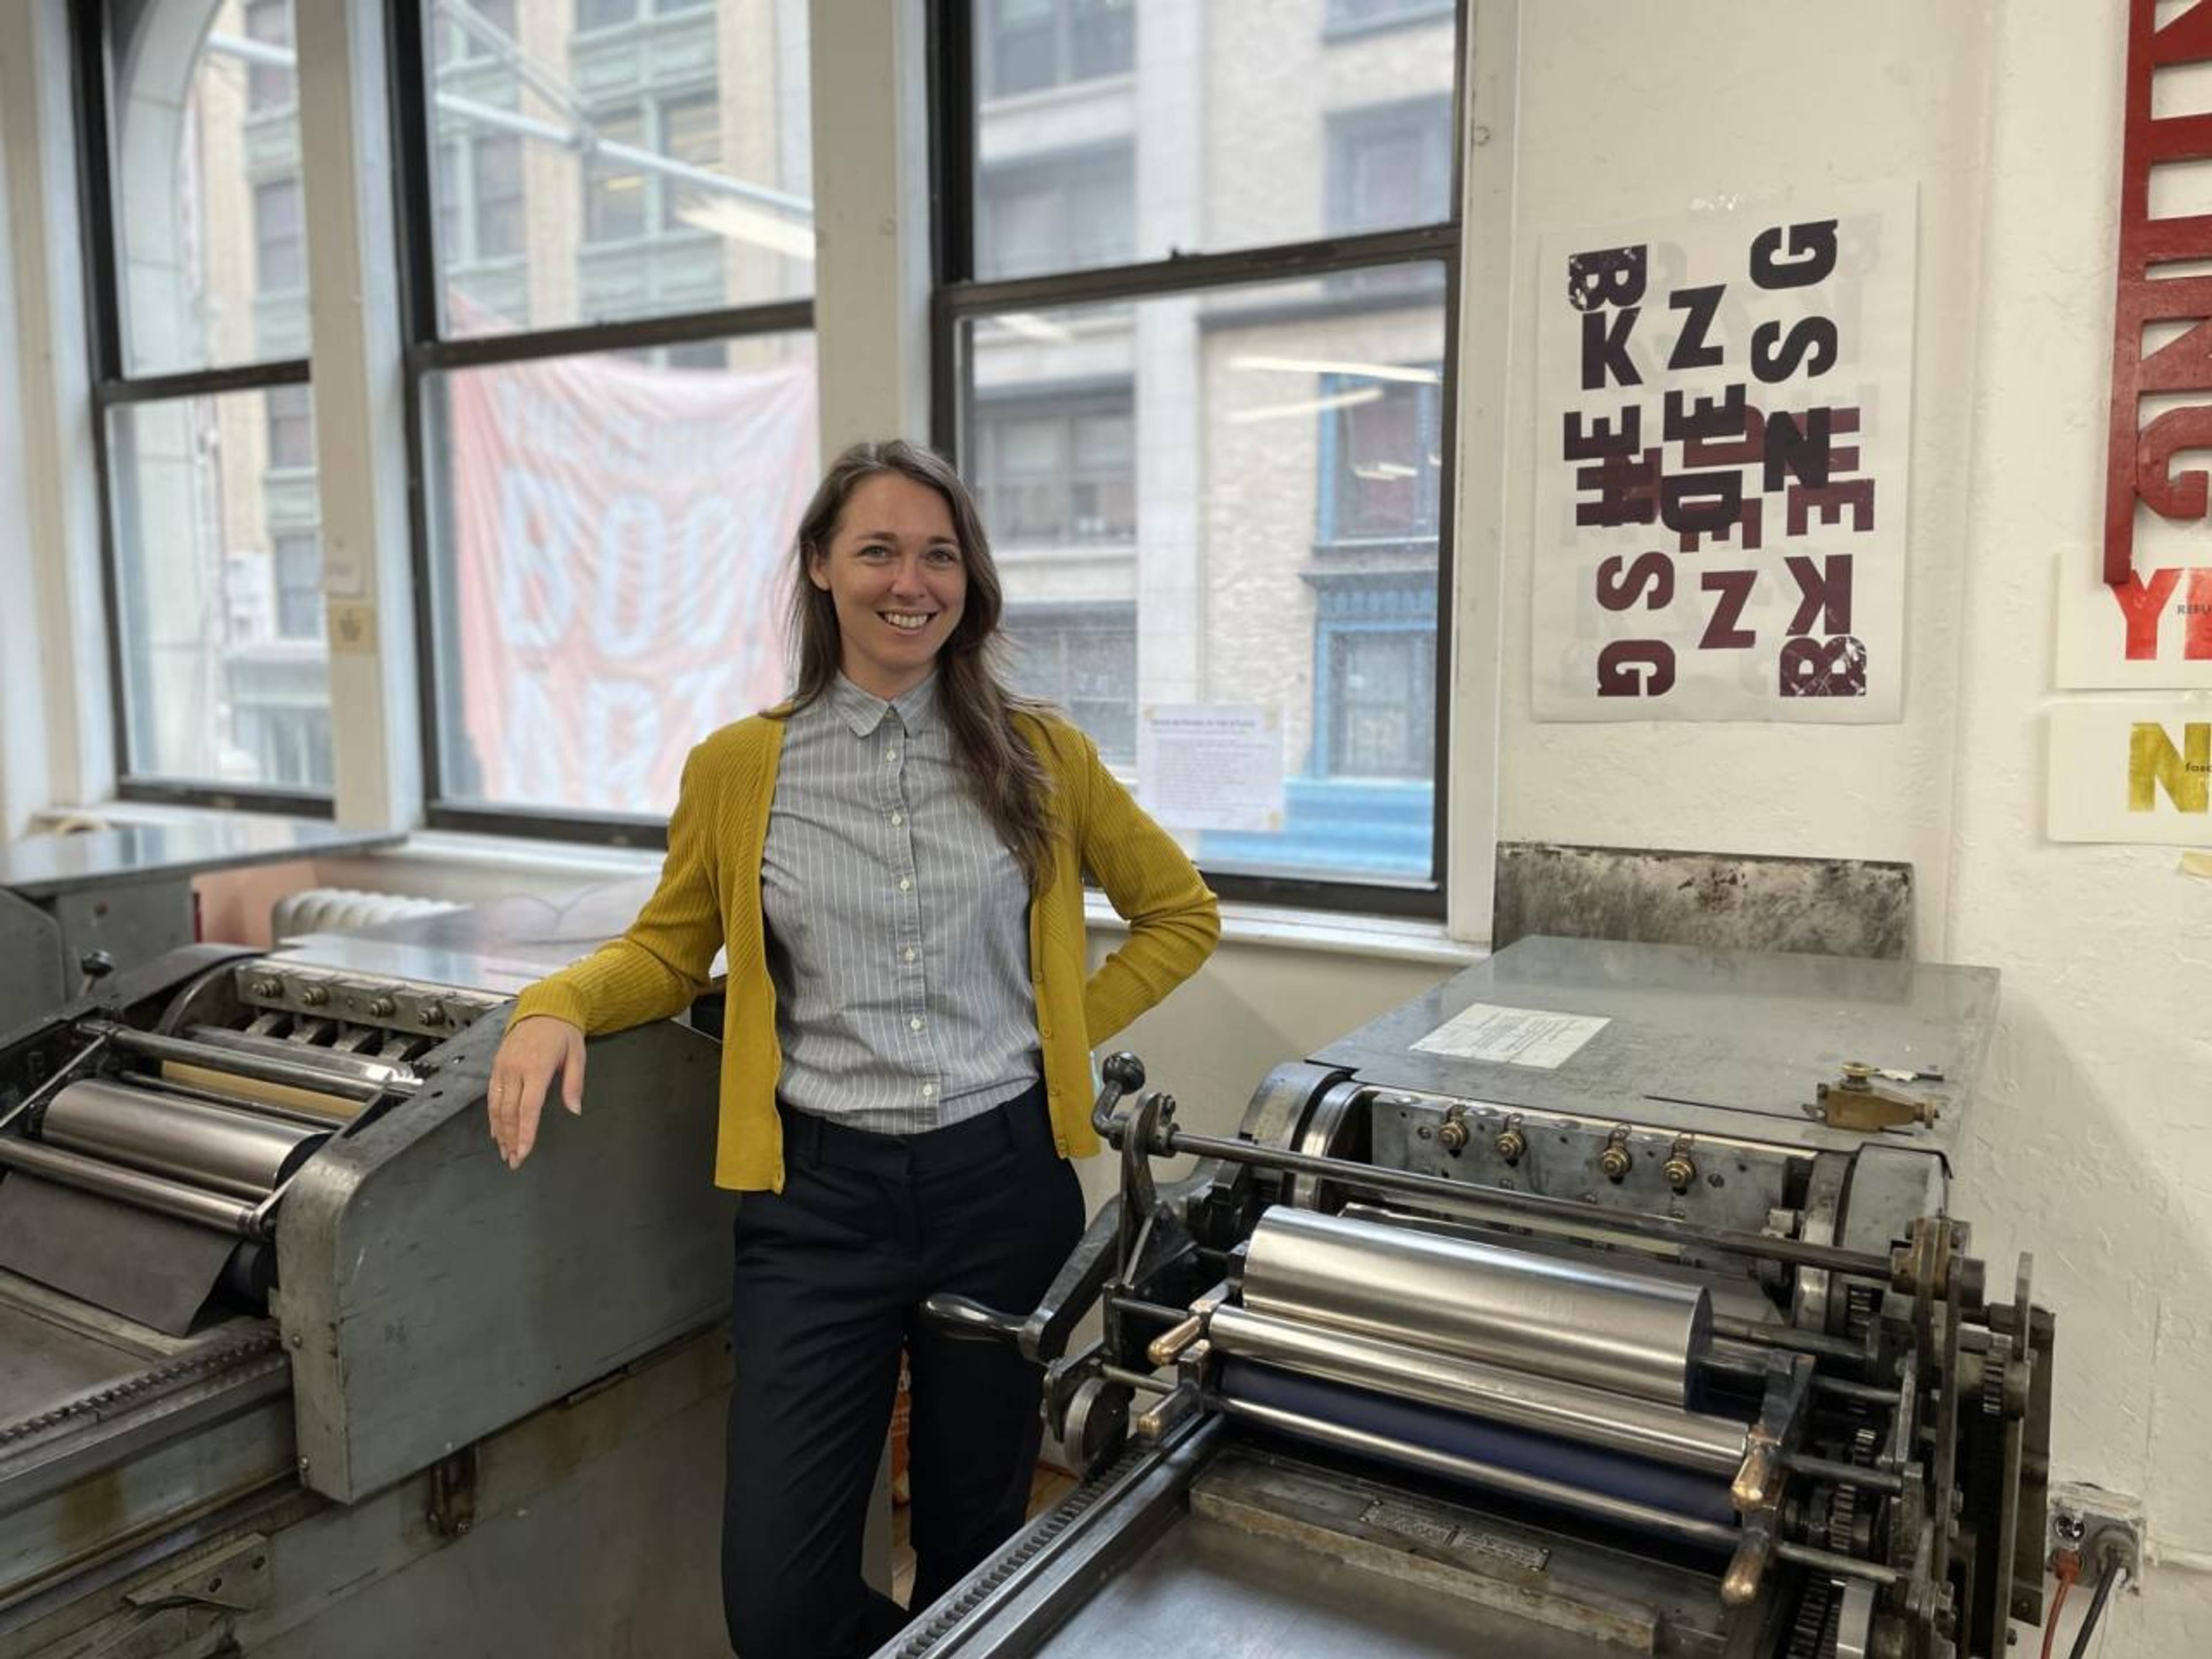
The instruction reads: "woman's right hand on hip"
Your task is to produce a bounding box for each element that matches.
[489,1014,586,1169]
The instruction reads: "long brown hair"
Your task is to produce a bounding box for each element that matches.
[779,440,1056,890]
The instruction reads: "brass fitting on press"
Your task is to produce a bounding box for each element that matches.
[1600,1127,1633,1183]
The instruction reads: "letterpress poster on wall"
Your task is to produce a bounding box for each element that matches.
[1532,186,1918,721]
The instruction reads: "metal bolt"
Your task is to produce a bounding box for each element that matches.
[1438,1106,1469,1154]
[369,995,396,1018]
[421,1002,446,1026]
[1665,1151,1696,1194]
[1494,1123,1526,1165]
[301,984,329,1007]
[2055,1511,2085,1544]
[252,978,282,999]
[1840,1060,1875,1090]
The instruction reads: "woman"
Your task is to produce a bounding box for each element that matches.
[487,439,1219,1658]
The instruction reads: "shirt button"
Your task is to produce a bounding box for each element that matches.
[921,1082,936,1099]
[910,1016,924,1032]
[885,748,899,763]
[897,876,912,892]
[889,811,904,825]
[903,948,917,962]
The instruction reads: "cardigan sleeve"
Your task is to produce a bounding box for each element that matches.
[1070,727,1221,1041]
[507,741,729,1036]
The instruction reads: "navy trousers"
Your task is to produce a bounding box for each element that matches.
[720,1082,1085,1658]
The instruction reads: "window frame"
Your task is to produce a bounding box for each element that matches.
[69,0,334,816]
[929,0,1465,918]
[385,0,816,849]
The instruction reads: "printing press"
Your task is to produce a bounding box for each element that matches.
[895,938,2054,1659]
[0,926,737,1656]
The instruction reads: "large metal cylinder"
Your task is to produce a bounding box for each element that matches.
[41,1079,328,1199]
[1206,1304,1746,1475]
[1241,1206,1713,1406]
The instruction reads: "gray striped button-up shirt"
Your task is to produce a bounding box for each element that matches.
[758,673,1041,1133]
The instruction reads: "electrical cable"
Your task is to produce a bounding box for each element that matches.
[2039,1552,2078,1659]
[2065,1554,2127,1659]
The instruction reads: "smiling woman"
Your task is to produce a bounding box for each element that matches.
[487,438,1221,1659]
[806,476,969,700]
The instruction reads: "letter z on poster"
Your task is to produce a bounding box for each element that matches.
[1532,184,1917,722]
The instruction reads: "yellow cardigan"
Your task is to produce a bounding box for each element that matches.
[509,706,1221,1191]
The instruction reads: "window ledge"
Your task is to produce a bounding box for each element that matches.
[1084,889,1480,968]
[378,828,666,881]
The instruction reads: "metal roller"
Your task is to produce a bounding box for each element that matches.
[1242,1206,1713,1406]
[1206,1303,1747,1475]
[40,1079,329,1199]
[1215,1360,1738,1547]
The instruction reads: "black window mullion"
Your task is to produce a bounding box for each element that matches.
[92,356,313,408]
[937,221,1460,319]
[410,297,814,374]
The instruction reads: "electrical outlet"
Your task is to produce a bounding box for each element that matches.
[2047,1481,2145,1582]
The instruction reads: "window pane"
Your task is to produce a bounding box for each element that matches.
[106,389,331,792]
[420,0,814,338]
[584,107,648,244]
[254,177,306,293]
[960,269,1445,882]
[1327,96,1454,237]
[661,94,724,232]
[422,334,818,816]
[476,135,525,259]
[112,0,314,373]
[1004,604,1137,763]
[971,0,1453,278]
[244,0,292,112]
[978,149,1134,281]
[266,382,315,470]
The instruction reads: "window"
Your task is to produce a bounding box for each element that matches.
[1316,580,1436,779]
[1319,369,1444,542]
[255,178,306,293]
[942,1,1464,910]
[398,0,820,835]
[267,384,315,470]
[977,147,1134,280]
[584,107,648,244]
[975,394,1135,544]
[244,0,293,112]
[435,0,518,66]
[1326,97,1455,240]
[661,94,722,232]
[80,1,331,807]
[417,0,805,338]
[986,0,1135,99]
[475,135,524,257]
[274,535,324,641]
[1005,604,1138,763]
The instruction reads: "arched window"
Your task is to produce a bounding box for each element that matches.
[81,0,330,803]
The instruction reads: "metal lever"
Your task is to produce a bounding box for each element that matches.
[921,1293,1028,1346]
[1092,1052,1146,1136]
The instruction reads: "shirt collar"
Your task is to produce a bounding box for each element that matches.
[828,672,941,737]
